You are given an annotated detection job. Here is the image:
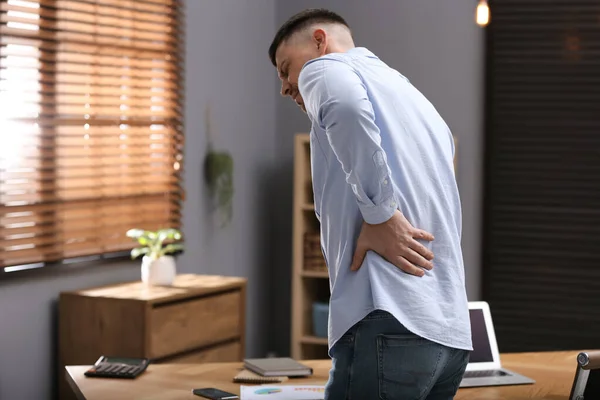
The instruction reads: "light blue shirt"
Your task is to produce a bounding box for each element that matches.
[298,47,473,352]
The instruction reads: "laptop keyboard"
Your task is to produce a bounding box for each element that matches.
[463,370,509,378]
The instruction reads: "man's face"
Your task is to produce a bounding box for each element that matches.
[275,39,321,113]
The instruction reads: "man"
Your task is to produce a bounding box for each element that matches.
[269,8,472,400]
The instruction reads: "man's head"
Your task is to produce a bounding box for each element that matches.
[269,8,354,112]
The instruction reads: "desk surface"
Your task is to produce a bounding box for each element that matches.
[66,351,580,400]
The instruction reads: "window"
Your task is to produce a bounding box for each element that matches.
[0,0,184,271]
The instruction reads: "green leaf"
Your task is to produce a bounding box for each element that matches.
[126,229,158,249]
[157,228,182,243]
[130,247,149,259]
[159,243,184,257]
[127,229,157,239]
[126,228,145,239]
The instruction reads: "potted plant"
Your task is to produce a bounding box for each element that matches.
[126,228,184,286]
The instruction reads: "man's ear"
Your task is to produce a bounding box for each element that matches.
[312,28,327,55]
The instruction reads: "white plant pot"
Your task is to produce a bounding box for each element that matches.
[141,255,176,286]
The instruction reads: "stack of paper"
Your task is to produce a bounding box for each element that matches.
[240,385,325,400]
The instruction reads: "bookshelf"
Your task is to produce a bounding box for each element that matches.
[291,133,330,360]
[290,133,457,360]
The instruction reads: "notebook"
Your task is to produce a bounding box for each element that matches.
[243,357,313,377]
[233,369,288,384]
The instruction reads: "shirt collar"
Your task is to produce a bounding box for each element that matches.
[347,47,378,59]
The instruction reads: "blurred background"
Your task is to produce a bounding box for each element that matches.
[0,0,598,398]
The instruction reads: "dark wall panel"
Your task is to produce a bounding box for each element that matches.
[482,0,600,353]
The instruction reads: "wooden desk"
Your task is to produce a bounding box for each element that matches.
[66,351,581,399]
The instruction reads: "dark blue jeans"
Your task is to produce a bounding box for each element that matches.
[324,310,469,400]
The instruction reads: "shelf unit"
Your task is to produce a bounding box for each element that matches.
[291,133,330,360]
[290,133,457,360]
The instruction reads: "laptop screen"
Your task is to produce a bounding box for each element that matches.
[469,308,495,363]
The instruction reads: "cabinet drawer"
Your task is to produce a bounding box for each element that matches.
[149,290,241,358]
[168,341,242,364]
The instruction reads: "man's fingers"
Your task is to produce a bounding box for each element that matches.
[409,239,434,261]
[413,229,435,242]
[351,243,368,271]
[394,256,425,277]
[402,248,434,271]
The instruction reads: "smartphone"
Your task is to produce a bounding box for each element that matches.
[192,388,239,400]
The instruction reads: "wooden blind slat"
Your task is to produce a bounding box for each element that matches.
[1,213,180,232]
[0,0,184,270]
[1,218,179,246]
[0,125,182,137]
[3,167,180,182]
[1,215,177,244]
[0,27,174,52]
[59,0,177,15]
[1,185,178,203]
[0,36,182,62]
[0,12,180,46]
[0,27,180,54]
[1,68,181,90]
[0,194,179,215]
[1,59,180,81]
[3,158,176,170]
[2,171,178,187]
[15,134,181,146]
[52,2,176,26]
[6,118,182,127]
[0,5,183,36]
[0,216,182,241]
[1,209,180,235]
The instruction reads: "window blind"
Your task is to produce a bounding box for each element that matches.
[482,0,600,352]
[0,0,184,270]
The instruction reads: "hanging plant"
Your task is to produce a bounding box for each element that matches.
[204,146,233,226]
[203,103,234,227]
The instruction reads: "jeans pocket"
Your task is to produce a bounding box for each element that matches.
[376,334,443,400]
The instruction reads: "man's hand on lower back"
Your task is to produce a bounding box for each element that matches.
[350,210,435,277]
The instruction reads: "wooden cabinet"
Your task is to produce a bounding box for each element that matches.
[58,274,246,399]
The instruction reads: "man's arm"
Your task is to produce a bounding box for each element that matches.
[300,58,395,225]
[299,57,434,275]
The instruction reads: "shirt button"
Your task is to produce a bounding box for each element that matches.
[383,179,388,185]
[390,202,396,208]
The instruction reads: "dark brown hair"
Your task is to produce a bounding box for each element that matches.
[268,8,350,66]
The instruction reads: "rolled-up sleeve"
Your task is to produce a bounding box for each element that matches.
[299,58,398,225]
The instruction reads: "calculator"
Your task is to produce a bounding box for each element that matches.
[84,356,150,379]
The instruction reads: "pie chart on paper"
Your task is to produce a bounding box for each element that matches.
[254,388,282,394]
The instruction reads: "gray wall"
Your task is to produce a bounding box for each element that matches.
[178,0,277,362]
[270,0,485,356]
[0,1,276,399]
[0,1,484,397]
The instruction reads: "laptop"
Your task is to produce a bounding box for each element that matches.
[459,301,535,388]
